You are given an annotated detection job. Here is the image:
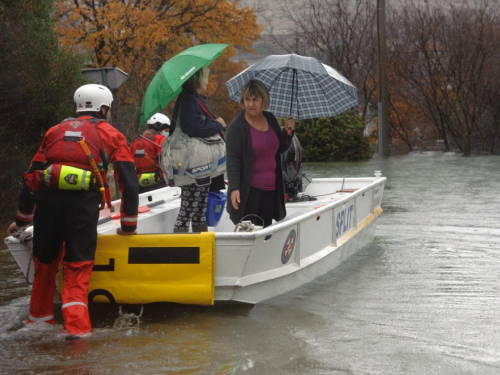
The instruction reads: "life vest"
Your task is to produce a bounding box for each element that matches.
[130,134,161,174]
[44,118,107,172]
[43,117,110,208]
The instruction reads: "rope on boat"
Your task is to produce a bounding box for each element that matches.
[234,214,264,232]
[234,221,255,232]
[299,172,311,183]
[12,230,34,285]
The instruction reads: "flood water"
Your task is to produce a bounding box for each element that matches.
[1,153,500,374]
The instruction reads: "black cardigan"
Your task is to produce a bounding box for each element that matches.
[225,110,293,225]
[169,88,223,138]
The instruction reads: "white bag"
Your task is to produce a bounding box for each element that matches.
[160,105,226,187]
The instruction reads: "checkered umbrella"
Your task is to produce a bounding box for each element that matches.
[225,54,359,120]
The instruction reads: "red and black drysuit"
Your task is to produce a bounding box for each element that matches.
[129,132,167,194]
[15,115,139,335]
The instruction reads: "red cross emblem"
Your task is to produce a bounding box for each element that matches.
[281,229,296,264]
[69,120,83,129]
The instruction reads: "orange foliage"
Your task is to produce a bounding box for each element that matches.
[387,73,441,153]
[54,0,262,136]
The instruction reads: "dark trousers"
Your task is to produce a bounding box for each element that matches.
[33,187,100,263]
[242,186,276,228]
[31,186,100,334]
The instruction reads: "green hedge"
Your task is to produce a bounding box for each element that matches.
[293,111,373,162]
[0,0,86,222]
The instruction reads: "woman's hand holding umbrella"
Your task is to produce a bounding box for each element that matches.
[285,115,295,136]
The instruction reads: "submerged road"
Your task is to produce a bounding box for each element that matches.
[1,153,499,374]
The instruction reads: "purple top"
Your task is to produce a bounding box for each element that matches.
[249,124,279,190]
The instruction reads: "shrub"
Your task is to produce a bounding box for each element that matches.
[293,111,373,162]
[0,0,86,222]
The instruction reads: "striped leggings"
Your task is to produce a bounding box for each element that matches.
[174,183,210,229]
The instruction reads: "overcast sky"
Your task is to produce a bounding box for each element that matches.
[239,0,298,34]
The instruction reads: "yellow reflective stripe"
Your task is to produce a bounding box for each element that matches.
[62,302,87,309]
[81,170,89,190]
[28,314,54,322]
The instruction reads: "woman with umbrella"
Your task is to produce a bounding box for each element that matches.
[224,54,359,228]
[226,80,295,228]
[170,66,227,233]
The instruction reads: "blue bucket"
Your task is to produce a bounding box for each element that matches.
[206,191,227,227]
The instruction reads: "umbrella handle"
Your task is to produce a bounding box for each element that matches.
[289,69,297,118]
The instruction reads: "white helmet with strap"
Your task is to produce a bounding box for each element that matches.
[74,84,113,113]
[147,113,171,131]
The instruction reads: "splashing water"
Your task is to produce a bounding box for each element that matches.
[113,305,144,329]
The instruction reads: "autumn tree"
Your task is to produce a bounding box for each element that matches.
[54,0,263,139]
[389,0,500,155]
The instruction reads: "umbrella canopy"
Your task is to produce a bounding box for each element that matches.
[225,54,359,120]
[140,43,228,126]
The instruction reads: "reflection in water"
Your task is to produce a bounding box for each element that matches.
[1,153,500,374]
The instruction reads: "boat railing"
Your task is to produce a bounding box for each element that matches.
[215,178,385,239]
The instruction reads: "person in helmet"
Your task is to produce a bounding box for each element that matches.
[129,113,170,193]
[7,84,139,338]
[147,113,171,135]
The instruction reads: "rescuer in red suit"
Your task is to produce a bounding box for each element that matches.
[129,113,170,193]
[7,84,139,337]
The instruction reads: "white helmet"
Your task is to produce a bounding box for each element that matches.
[147,113,171,131]
[74,84,113,113]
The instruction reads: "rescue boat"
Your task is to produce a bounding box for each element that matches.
[5,171,385,305]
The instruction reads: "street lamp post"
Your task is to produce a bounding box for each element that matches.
[377,0,390,157]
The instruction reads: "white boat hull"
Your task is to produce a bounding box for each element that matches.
[217,216,379,303]
[5,175,386,305]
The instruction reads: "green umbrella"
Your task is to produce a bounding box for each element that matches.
[140,43,228,126]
